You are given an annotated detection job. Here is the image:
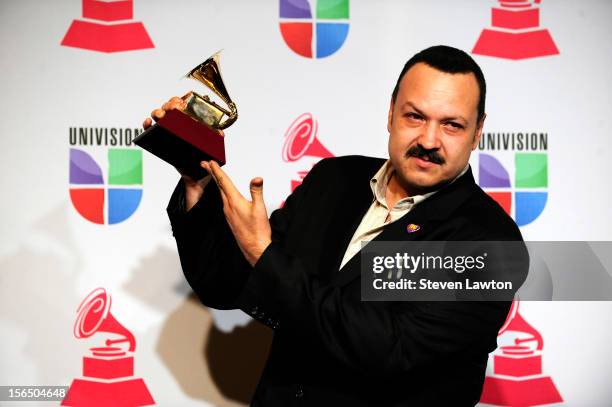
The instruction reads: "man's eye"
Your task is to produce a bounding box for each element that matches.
[405,113,422,120]
[446,122,463,130]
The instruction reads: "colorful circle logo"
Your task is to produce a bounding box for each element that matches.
[69,148,143,224]
[478,152,548,226]
[279,0,350,58]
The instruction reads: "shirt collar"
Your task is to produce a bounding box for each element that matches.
[369,160,469,210]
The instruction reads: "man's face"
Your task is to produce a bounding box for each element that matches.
[387,62,485,195]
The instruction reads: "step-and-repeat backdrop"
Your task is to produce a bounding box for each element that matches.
[1,0,611,406]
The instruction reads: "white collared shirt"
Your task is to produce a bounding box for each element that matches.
[338,160,468,270]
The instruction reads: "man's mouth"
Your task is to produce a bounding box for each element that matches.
[412,156,439,168]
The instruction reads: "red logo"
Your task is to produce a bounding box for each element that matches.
[282,113,334,193]
[472,0,558,60]
[480,300,563,406]
[61,0,154,53]
[62,288,155,406]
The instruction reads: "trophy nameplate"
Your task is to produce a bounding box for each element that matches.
[134,52,237,180]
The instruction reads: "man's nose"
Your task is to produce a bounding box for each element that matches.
[417,121,442,150]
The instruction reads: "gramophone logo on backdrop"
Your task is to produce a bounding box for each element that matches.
[480,300,562,406]
[69,127,143,225]
[472,0,559,60]
[282,113,334,197]
[61,0,154,53]
[279,0,349,58]
[62,288,155,406]
[477,132,548,227]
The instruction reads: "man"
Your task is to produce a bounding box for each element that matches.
[144,45,526,406]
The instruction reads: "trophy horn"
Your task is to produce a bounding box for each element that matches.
[185,51,237,130]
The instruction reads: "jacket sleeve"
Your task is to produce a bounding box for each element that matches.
[167,178,252,309]
[166,160,321,311]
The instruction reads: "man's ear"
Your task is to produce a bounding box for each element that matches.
[387,98,394,133]
[472,113,486,150]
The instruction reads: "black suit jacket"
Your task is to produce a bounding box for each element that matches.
[167,155,526,407]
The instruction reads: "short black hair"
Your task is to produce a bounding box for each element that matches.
[391,45,486,123]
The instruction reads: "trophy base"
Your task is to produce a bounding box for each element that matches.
[472,28,559,60]
[134,109,226,180]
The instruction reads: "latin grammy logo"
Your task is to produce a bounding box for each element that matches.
[472,0,559,60]
[61,0,154,53]
[480,299,562,406]
[282,113,334,193]
[62,288,155,406]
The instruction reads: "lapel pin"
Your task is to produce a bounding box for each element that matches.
[406,223,421,233]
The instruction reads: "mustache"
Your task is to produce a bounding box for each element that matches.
[405,145,445,165]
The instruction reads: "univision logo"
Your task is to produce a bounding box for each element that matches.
[70,149,142,224]
[68,127,143,224]
[477,132,548,227]
[279,0,349,58]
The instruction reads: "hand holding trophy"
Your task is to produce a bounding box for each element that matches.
[135,52,237,180]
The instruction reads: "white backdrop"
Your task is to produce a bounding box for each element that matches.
[1,0,611,406]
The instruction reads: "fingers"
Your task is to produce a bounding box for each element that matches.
[162,96,186,112]
[149,96,186,123]
[200,161,211,174]
[208,161,240,202]
[143,117,152,129]
[207,162,229,207]
[207,162,264,208]
[151,108,165,121]
[249,177,265,205]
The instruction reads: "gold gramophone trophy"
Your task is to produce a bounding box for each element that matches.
[134,52,237,179]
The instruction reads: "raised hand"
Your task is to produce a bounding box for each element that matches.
[207,161,272,267]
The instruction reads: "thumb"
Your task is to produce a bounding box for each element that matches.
[250,177,264,204]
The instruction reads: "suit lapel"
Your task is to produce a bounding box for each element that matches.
[329,167,478,287]
[317,159,384,285]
